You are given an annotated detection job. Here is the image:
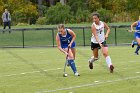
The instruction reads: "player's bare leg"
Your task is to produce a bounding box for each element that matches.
[89,48,99,69]
[102,46,114,73]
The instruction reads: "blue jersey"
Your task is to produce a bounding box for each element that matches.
[134,21,140,38]
[58,29,76,48]
[136,21,140,31]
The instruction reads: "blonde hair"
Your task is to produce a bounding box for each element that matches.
[139,16,140,20]
[57,24,65,29]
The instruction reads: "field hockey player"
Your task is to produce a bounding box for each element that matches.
[56,24,80,76]
[88,12,114,73]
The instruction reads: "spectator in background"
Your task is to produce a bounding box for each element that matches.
[2,9,11,33]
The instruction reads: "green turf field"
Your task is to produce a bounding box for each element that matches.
[0,46,140,93]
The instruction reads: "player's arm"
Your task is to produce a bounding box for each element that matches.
[131,21,137,31]
[56,34,67,55]
[91,25,102,46]
[67,29,76,47]
[104,22,110,40]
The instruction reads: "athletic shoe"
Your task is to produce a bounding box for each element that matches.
[131,40,135,48]
[75,72,80,76]
[135,52,139,55]
[109,65,114,73]
[89,62,93,69]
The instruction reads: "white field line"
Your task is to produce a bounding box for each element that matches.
[0,68,61,77]
[37,76,140,93]
[0,59,137,78]
[0,66,81,78]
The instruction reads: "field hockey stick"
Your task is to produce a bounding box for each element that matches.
[127,29,140,32]
[98,39,108,62]
[102,38,108,47]
[98,47,102,59]
[63,46,70,77]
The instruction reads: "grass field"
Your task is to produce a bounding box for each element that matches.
[0,46,140,93]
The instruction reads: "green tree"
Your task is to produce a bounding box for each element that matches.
[126,0,140,20]
[76,8,91,23]
[46,3,71,24]
[67,0,88,14]
[0,0,4,13]
[97,8,112,22]
[21,3,38,24]
[87,0,101,12]
[4,0,38,24]
[0,0,4,24]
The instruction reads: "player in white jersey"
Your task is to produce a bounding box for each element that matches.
[88,12,114,73]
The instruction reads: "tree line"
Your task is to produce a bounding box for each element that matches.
[0,0,140,25]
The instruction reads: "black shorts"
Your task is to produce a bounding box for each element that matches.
[91,41,108,50]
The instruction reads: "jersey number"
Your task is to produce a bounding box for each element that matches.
[68,40,70,43]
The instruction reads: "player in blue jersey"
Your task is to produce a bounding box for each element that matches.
[56,24,80,76]
[131,16,140,55]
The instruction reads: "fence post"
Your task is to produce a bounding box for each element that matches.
[22,30,25,48]
[83,27,85,46]
[115,27,117,46]
[52,28,55,47]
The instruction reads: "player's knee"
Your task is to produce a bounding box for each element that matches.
[102,52,108,57]
[68,54,74,59]
[138,43,140,46]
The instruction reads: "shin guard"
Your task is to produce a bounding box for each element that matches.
[68,60,77,73]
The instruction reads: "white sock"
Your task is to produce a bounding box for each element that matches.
[105,56,112,67]
[89,56,98,63]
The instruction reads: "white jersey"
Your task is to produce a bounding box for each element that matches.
[91,21,105,43]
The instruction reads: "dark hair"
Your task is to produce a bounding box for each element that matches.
[92,12,100,18]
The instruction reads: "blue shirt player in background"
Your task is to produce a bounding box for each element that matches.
[56,24,80,76]
[131,16,140,55]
